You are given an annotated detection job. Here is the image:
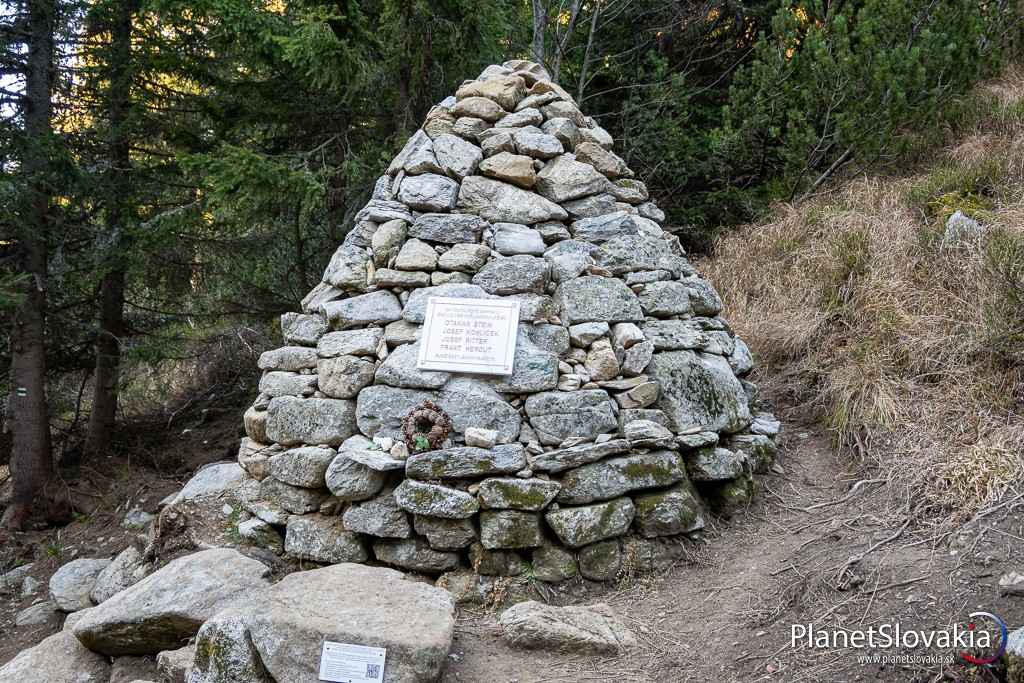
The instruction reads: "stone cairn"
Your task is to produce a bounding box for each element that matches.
[236,59,781,582]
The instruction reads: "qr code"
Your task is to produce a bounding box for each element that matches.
[366,663,381,679]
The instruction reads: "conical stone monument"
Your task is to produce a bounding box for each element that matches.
[236,59,781,581]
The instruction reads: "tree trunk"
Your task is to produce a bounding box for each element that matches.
[84,0,133,461]
[531,0,546,66]
[3,0,57,530]
[577,0,601,102]
[84,268,126,459]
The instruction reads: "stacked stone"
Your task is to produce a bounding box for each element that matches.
[235,59,781,582]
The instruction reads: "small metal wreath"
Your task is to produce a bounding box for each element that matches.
[401,400,452,454]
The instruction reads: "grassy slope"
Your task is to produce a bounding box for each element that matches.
[701,67,1024,527]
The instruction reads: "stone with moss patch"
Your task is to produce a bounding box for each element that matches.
[478,478,561,510]
[699,473,755,517]
[372,538,461,573]
[414,515,477,550]
[545,498,634,548]
[632,480,705,538]
[556,450,685,504]
[725,434,777,474]
[578,540,621,581]
[479,510,543,549]
[394,479,479,519]
[405,444,527,480]
[686,447,744,482]
[647,350,751,434]
[531,544,578,582]
[468,543,527,576]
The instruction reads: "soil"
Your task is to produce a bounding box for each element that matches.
[2,398,1022,682]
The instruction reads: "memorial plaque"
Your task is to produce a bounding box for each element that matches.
[318,641,386,683]
[417,297,520,375]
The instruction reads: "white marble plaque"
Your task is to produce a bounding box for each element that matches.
[417,297,520,375]
[318,641,386,683]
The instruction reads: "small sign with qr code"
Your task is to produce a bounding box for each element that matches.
[318,641,386,683]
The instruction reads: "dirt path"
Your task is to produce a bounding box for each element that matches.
[446,414,1024,683]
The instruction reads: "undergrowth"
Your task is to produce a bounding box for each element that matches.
[702,65,1024,525]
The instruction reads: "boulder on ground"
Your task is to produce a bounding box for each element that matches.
[50,557,111,612]
[0,630,111,682]
[188,563,455,683]
[72,548,271,656]
[497,601,636,654]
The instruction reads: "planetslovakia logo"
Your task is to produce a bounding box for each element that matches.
[790,611,1008,666]
[961,611,1007,666]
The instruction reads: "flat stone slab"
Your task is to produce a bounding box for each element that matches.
[527,439,630,473]
[189,564,455,683]
[405,444,527,479]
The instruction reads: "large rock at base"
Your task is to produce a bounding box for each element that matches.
[188,564,455,683]
[265,396,357,447]
[646,350,751,433]
[457,176,568,225]
[50,557,111,612]
[0,631,111,682]
[72,548,271,656]
[556,276,643,325]
[556,450,686,504]
[498,601,636,654]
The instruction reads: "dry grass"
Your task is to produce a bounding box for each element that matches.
[701,66,1024,526]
